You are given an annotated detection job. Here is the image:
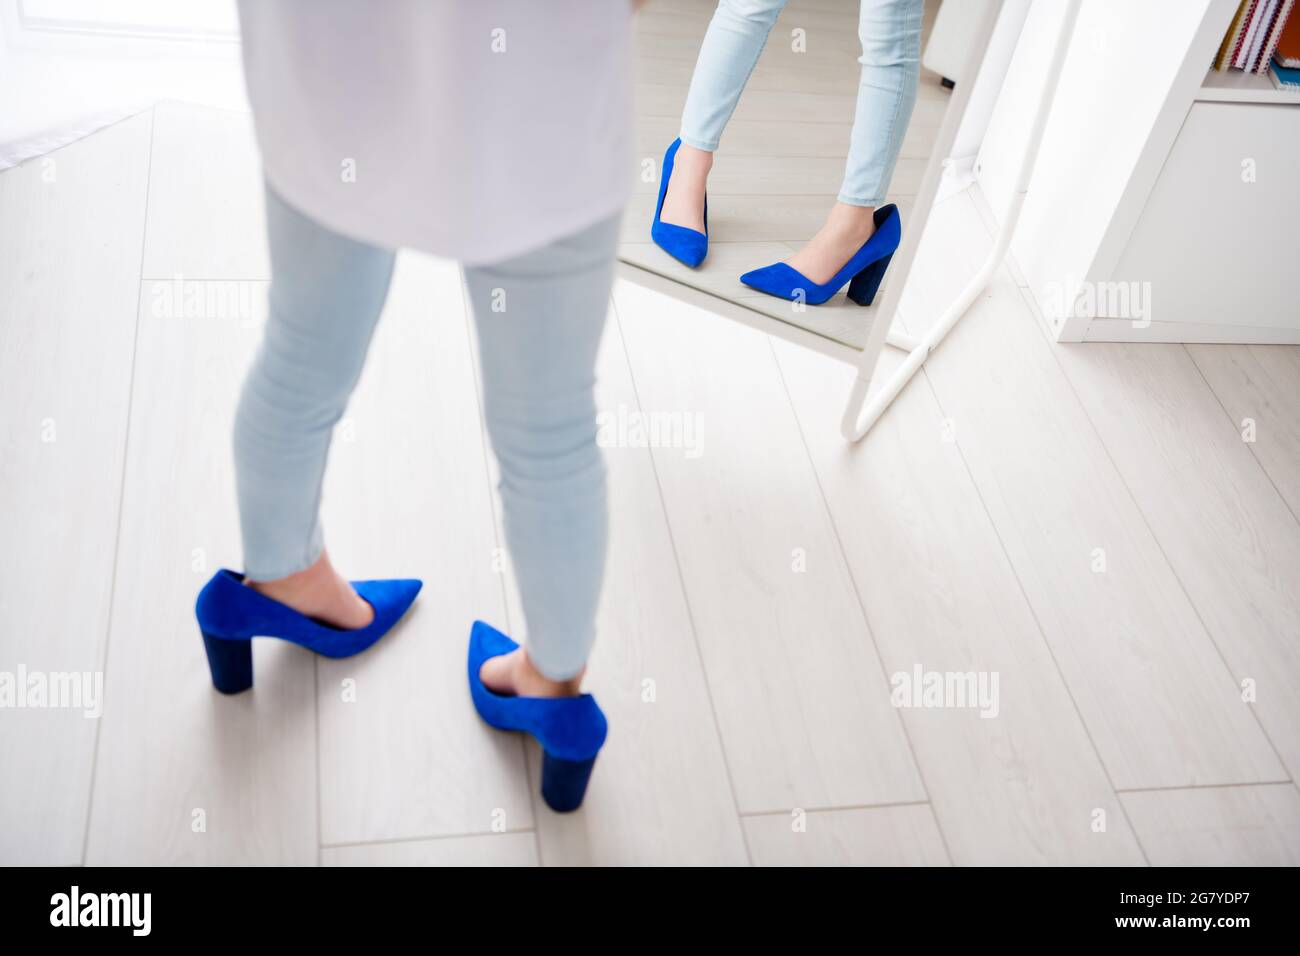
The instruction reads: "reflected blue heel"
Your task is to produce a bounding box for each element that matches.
[195,569,422,694]
[846,250,895,306]
[740,203,901,306]
[467,620,607,812]
[651,138,709,268]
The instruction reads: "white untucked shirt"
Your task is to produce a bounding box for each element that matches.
[237,0,635,264]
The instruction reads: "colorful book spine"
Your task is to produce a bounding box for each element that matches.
[1254,0,1292,71]
[1217,0,1254,70]
[1236,0,1270,69]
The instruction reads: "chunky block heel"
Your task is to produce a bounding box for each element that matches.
[468,621,608,813]
[846,251,894,306]
[202,631,253,695]
[740,203,901,306]
[541,752,599,813]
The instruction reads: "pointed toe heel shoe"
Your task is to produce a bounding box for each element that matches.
[195,568,422,694]
[651,138,709,268]
[467,620,608,813]
[740,203,901,306]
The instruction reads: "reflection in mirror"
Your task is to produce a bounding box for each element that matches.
[625,0,975,350]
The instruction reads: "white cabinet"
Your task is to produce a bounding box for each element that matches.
[975,0,1300,343]
[1103,101,1298,343]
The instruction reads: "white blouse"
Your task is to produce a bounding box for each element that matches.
[237,0,635,265]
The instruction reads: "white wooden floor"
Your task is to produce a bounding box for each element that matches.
[2,97,1299,866]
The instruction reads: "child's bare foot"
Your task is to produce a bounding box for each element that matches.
[480,647,584,698]
[246,550,374,630]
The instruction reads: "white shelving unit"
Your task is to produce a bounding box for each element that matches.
[1198,66,1300,103]
[975,0,1300,344]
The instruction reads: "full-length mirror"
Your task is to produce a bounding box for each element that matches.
[623,0,988,350]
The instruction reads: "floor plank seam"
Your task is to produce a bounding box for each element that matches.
[913,356,1152,866]
[1032,305,1295,786]
[941,195,1284,859]
[1114,780,1294,794]
[765,334,951,864]
[320,827,537,852]
[609,291,755,867]
[740,798,932,818]
[1183,343,1300,535]
[79,106,156,866]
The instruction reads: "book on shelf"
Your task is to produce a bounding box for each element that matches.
[1258,0,1294,72]
[1215,0,1296,72]
[1236,0,1272,69]
[1270,60,1300,88]
[1275,3,1300,66]
[1216,0,1255,70]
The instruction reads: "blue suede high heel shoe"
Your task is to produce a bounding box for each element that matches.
[651,138,709,268]
[740,203,901,306]
[467,620,608,813]
[195,569,421,694]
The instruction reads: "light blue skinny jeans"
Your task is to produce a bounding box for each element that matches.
[679,0,923,207]
[235,187,617,680]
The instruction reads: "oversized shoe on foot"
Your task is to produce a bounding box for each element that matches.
[195,569,422,694]
[651,137,709,268]
[740,203,901,306]
[467,620,607,812]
